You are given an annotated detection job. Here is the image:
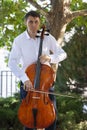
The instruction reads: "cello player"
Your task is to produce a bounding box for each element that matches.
[8,10,67,130]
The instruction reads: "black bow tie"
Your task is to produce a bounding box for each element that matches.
[36,30,49,38]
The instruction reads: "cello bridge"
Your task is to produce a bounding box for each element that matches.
[32,96,40,99]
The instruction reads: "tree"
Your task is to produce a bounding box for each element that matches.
[27,0,87,42]
[1,0,87,46]
[0,0,29,49]
[26,0,87,95]
[56,23,87,93]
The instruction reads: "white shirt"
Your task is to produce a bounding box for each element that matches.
[8,30,67,83]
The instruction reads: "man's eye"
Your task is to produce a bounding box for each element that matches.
[29,21,33,24]
[35,21,38,24]
[28,20,39,24]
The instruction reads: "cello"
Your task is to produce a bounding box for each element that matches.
[18,26,56,129]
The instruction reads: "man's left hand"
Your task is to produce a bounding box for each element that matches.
[39,54,51,64]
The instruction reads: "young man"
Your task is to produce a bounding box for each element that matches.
[8,10,67,130]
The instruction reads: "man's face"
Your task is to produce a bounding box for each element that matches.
[25,16,40,34]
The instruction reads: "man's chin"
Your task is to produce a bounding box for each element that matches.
[32,32,37,35]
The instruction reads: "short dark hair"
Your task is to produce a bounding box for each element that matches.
[24,11,40,20]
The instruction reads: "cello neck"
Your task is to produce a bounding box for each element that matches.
[34,26,45,89]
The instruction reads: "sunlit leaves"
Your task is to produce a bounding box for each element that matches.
[0,0,29,49]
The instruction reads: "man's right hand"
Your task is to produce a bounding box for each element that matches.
[24,80,33,91]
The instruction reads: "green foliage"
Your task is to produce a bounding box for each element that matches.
[0,93,87,130]
[56,22,87,94]
[56,15,87,129]
[71,0,84,11]
[68,2,87,31]
[0,0,29,50]
[0,93,22,129]
[57,97,87,130]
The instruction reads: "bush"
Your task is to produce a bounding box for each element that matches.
[0,93,87,130]
[56,96,87,130]
[0,93,22,130]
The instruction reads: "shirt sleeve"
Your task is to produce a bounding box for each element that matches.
[8,39,29,83]
[48,35,67,64]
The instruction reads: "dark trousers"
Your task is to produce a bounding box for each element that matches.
[20,82,57,130]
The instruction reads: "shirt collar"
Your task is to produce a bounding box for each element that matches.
[25,30,39,40]
[25,29,49,39]
[25,30,31,39]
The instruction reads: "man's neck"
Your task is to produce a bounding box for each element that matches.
[27,30,37,39]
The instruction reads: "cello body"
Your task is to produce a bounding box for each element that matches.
[18,63,56,128]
